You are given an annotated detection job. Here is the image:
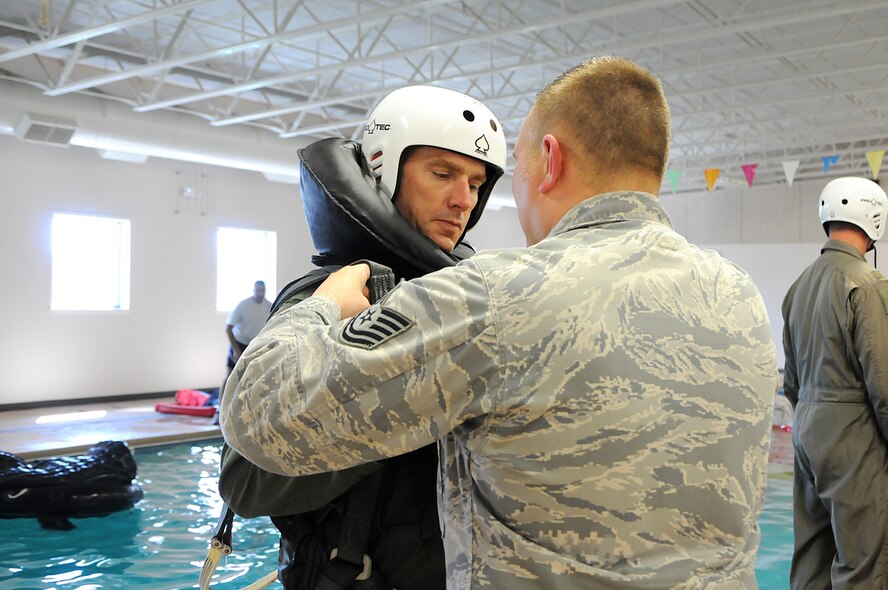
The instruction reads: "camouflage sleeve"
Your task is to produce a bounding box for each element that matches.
[221,260,500,476]
[852,281,888,439]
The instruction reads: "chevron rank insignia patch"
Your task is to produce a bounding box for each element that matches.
[340,305,414,349]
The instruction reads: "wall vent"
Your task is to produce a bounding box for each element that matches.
[14,113,78,146]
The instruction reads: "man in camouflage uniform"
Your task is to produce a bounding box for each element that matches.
[223,57,777,588]
[782,177,888,589]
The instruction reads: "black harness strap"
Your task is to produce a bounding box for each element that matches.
[314,262,395,590]
[353,260,397,304]
[270,265,343,317]
[270,261,395,319]
[315,469,385,590]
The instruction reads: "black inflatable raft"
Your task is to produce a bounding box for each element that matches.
[0,440,143,530]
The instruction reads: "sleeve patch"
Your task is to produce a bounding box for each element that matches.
[340,305,414,349]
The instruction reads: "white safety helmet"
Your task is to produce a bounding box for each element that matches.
[819,176,888,241]
[361,85,507,232]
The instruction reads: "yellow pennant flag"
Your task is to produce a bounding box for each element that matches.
[705,168,720,192]
[866,150,885,179]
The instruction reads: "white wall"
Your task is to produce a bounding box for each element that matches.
[1,130,879,405]
[0,135,314,405]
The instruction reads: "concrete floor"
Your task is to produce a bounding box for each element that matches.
[0,396,221,460]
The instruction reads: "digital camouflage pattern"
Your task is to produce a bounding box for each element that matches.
[222,191,777,589]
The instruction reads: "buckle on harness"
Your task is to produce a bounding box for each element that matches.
[211,537,233,555]
[330,548,372,581]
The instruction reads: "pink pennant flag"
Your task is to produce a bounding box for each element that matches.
[704,168,720,192]
[866,150,885,179]
[782,160,799,186]
[742,164,758,188]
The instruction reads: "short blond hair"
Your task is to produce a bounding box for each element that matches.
[532,56,670,180]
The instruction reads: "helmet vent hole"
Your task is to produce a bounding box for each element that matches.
[490,119,498,132]
[370,150,383,161]
[463,110,475,122]
[842,199,849,205]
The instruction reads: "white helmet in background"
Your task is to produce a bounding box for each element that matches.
[819,177,888,241]
[360,85,507,232]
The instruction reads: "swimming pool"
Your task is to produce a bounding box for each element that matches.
[0,441,279,590]
[0,441,793,589]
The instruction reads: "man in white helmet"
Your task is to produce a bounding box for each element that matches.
[214,85,506,590]
[782,176,888,589]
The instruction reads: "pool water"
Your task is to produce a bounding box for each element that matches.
[0,441,794,589]
[756,475,794,589]
[0,441,279,590]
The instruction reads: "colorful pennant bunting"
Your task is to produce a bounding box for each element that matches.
[688,151,886,190]
[741,164,758,188]
[704,168,720,192]
[782,160,799,186]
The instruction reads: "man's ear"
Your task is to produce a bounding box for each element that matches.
[538,133,562,193]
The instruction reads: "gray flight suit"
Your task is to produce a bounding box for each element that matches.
[782,239,888,589]
[223,191,777,589]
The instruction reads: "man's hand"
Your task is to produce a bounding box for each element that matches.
[314,264,372,320]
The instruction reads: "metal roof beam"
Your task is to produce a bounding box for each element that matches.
[207,2,888,127]
[670,127,888,159]
[673,101,888,140]
[132,0,691,112]
[0,0,217,64]
[211,87,388,126]
[670,80,888,124]
[44,0,453,96]
[279,118,363,137]
[274,55,888,142]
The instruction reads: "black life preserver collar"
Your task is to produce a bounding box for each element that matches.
[298,138,481,280]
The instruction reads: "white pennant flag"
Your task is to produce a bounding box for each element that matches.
[782,160,800,186]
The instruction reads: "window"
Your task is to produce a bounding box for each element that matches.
[216,227,277,311]
[51,213,131,311]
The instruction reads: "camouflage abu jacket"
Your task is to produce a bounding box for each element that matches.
[222,191,777,589]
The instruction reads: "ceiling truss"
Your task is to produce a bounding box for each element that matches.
[1,0,887,193]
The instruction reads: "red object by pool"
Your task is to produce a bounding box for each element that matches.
[155,389,216,417]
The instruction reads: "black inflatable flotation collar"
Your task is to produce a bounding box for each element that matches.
[0,440,143,530]
[299,138,482,280]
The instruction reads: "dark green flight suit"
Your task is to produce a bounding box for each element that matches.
[782,239,888,589]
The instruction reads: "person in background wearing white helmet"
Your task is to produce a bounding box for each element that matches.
[213,86,506,590]
[782,176,888,589]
